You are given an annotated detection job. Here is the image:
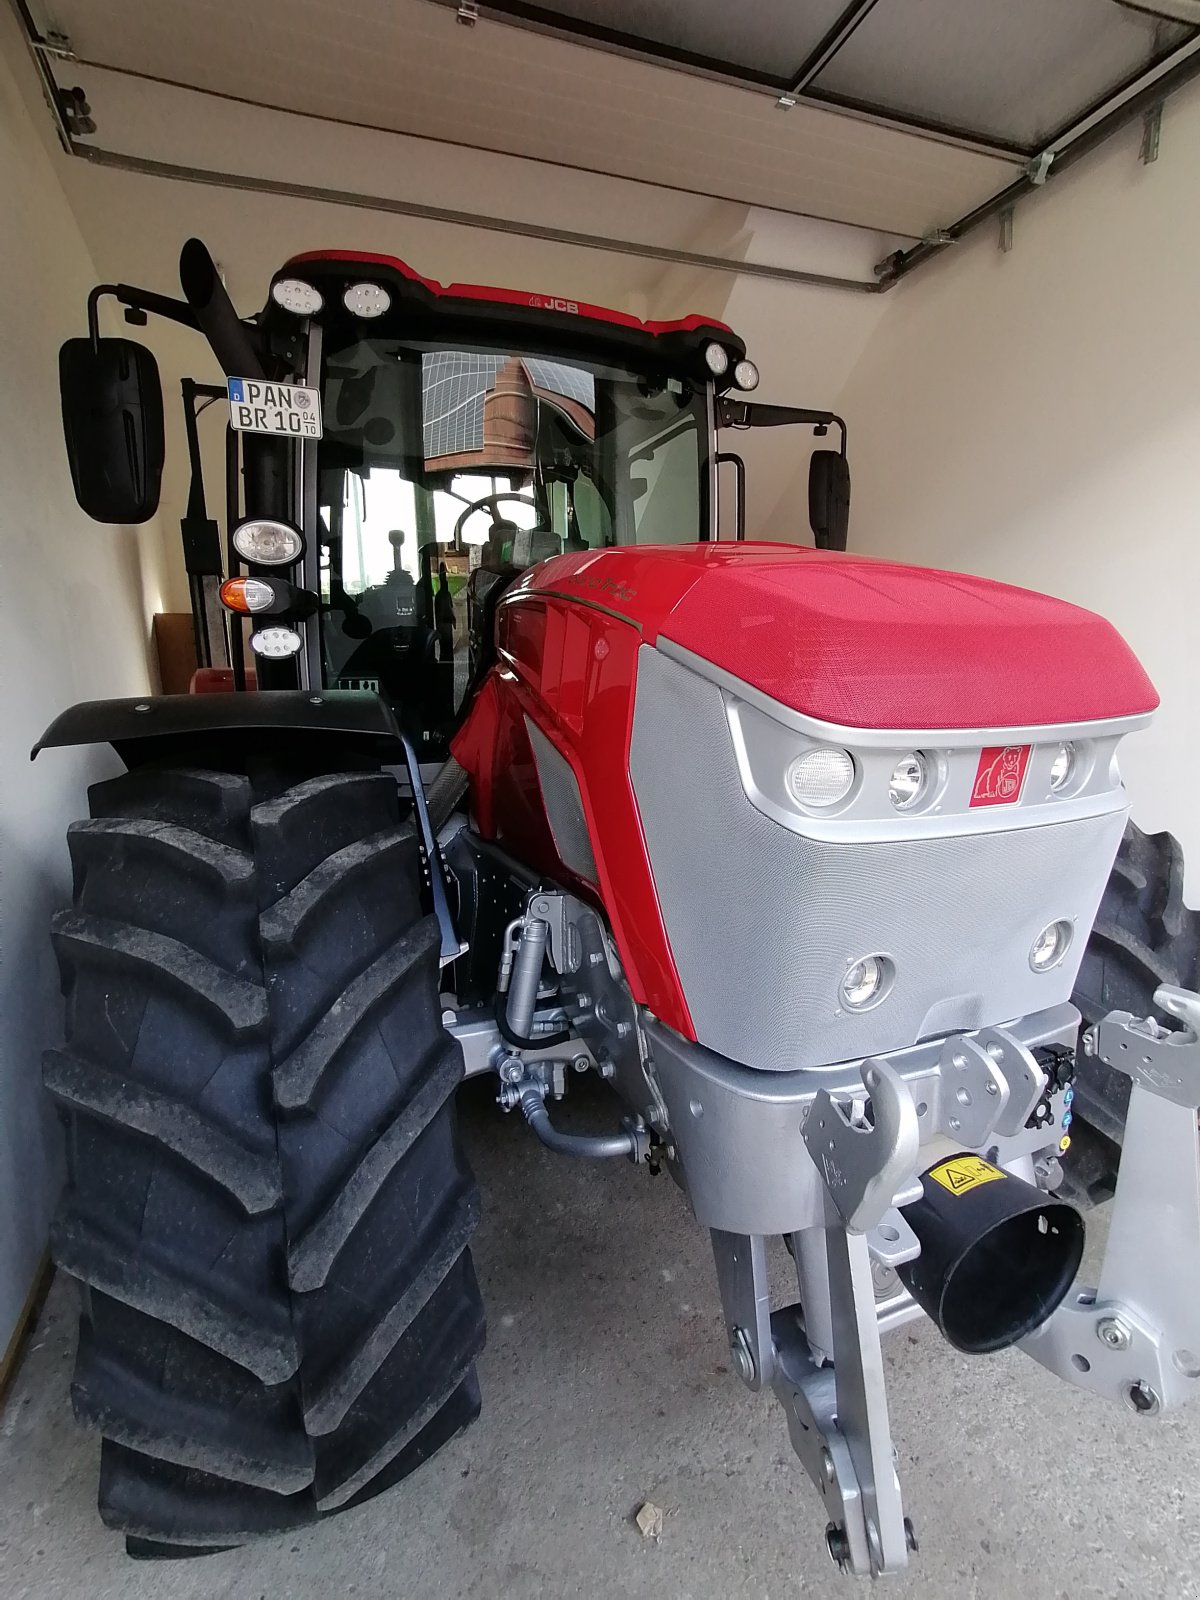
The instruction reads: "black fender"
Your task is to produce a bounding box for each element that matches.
[32,690,402,765]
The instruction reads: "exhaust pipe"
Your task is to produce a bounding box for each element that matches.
[179,239,287,521]
[897,1154,1084,1354]
[178,238,264,380]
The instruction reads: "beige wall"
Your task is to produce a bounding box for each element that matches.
[830,81,1200,893]
[0,11,162,1352]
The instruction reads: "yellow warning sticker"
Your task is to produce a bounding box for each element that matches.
[927,1155,1005,1196]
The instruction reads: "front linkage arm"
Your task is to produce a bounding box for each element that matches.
[1022,985,1200,1414]
[710,991,1200,1577]
[711,1061,923,1577]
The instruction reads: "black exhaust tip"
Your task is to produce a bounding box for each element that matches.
[179,237,220,309]
[897,1153,1084,1354]
[178,238,264,380]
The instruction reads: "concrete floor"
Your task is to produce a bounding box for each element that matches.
[4,1076,1200,1600]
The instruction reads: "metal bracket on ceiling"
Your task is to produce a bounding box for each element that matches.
[57,85,95,138]
[33,29,77,62]
[1025,150,1055,185]
[457,1,479,24]
[1141,101,1164,163]
[998,204,1015,253]
[776,93,797,110]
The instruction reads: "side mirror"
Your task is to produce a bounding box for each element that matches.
[59,337,164,523]
[809,449,850,552]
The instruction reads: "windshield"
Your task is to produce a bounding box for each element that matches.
[316,338,708,754]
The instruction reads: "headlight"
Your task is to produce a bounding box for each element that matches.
[840,954,894,1010]
[704,341,730,376]
[785,747,855,808]
[1049,742,1075,792]
[249,626,303,659]
[270,278,323,316]
[1030,920,1073,971]
[343,282,391,318]
[888,751,929,810]
[232,518,304,566]
[733,359,759,391]
[219,576,276,614]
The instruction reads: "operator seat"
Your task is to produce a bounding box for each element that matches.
[339,529,440,722]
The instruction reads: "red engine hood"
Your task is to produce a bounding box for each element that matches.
[513,543,1157,730]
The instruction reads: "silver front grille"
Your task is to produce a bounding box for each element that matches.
[630,645,1127,1072]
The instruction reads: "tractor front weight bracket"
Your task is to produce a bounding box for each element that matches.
[1021,984,1200,1414]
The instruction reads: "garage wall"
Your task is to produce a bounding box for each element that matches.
[0,16,160,1357]
[831,80,1200,894]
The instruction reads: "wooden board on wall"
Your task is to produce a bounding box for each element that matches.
[0,1254,53,1404]
[153,612,198,696]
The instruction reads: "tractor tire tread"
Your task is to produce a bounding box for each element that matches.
[51,911,268,1035]
[1070,820,1200,1203]
[269,919,439,1110]
[43,1047,282,1215]
[48,757,483,1547]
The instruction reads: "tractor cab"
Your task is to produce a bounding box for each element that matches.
[58,241,849,758]
[295,251,733,738]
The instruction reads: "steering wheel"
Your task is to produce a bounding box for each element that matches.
[452,490,550,549]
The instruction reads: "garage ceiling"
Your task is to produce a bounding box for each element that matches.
[15,0,1200,288]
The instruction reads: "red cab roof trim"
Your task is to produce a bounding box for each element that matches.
[284,249,734,339]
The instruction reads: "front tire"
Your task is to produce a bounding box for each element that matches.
[1068,820,1200,1204]
[47,753,484,1551]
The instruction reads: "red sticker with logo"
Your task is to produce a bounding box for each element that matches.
[970,744,1031,807]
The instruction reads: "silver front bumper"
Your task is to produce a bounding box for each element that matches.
[645,1002,1077,1237]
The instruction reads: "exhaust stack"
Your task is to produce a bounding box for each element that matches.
[179,238,264,380]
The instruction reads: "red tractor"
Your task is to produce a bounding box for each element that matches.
[38,240,1200,1573]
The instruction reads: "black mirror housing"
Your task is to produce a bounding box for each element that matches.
[59,337,165,524]
[809,449,850,551]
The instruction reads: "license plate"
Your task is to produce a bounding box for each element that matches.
[970,744,1031,807]
[228,378,322,439]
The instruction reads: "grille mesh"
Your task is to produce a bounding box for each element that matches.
[630,646,1126,1071]
[526,717,598,885]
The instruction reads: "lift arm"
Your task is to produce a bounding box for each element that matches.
[1022,985,1200,1414]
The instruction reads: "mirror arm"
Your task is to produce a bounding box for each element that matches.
[87,283,200,349]
[718,398,848,456]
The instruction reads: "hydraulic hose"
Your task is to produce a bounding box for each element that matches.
[497,916,571,1048]
[495,991,572,1051]
[518,1087,636,1160]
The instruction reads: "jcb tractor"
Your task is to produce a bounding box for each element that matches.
[35,238,1200,1573]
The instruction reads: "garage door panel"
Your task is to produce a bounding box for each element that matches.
[498,0,853,79]
[810,0,1194,148]
[43,0,1016,239]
